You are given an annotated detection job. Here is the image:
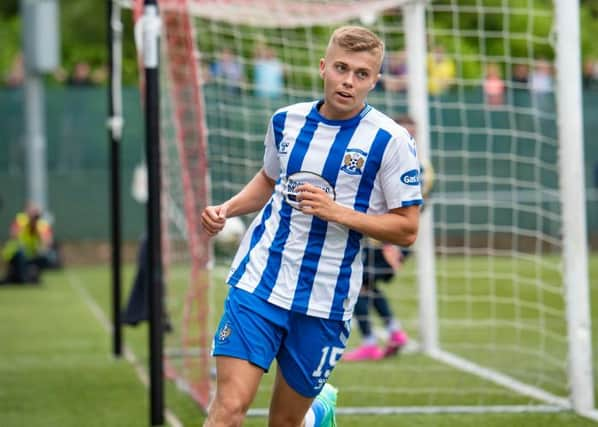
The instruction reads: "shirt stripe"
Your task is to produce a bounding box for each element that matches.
[292,124,359,313]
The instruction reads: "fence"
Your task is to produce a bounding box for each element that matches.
[1,85,598,244]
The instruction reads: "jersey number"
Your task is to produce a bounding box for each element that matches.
[312,346,344,378]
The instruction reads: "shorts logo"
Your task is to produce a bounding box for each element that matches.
[340,149,367,176]
[400,169,420,186]
[218,322,232,343]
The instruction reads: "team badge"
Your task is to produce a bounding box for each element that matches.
[218,322,232,343]
[340,148,367,176]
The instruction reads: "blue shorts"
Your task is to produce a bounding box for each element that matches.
[212,286,351,397]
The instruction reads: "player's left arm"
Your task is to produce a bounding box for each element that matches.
[297,128,422,246]
[295,188,419,247]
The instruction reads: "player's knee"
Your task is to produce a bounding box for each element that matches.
[206,394,249,427]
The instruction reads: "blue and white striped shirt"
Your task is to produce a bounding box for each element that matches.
[227,100,422,320]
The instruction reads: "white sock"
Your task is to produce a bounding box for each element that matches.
[387,318,402,334]
[304,408,316,427]
[363,335,377,346]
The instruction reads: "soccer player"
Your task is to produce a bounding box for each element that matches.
[201,26,422,427]
[344,115,435,362]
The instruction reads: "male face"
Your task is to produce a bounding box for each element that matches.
[319,43,381,120]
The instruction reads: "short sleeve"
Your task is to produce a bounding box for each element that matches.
[379,129,423,209]
[262,118,280,181]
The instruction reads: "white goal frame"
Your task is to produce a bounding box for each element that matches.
[405,0,594,419]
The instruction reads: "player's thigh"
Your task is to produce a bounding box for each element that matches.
[277,314,350,397]
[213,355,264,409]
[268,367,315,427]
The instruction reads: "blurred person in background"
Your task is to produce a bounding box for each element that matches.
[427,45,456,96]
[1,203,55,285]
[253,43,284,99]
[529,58,553,94]
[121,164,172,332]
[512,63,529,87]
[583,57,598,90]
[381,50,408,92]
[483,62,505,106]
[67,61,94,86]
[211,47,245,95]
[4,52,24,88]
[529,58,553,111]
[344,115,434,361]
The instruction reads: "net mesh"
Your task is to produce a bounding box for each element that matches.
[133,0,588,413]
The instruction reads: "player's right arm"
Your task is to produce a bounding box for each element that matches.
[201,169,275,236]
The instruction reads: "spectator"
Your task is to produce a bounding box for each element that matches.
[382,50,408,92]
[0,203,53,285]
[529,58,553,94]
[529,58,553,110]
[210,47,245,95]
[67,61,94,86]
[583,58,598,90]
[52,66,68,84]
[91,65,108,85]
[4,53,25,88]
[483,62,505,106]
[512,63,529,89]
[427,45,456,96]
[253,44,284,99]
[121,164,172,332]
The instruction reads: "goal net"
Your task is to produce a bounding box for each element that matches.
[132,0,595,418]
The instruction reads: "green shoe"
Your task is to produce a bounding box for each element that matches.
[316,383,338,427]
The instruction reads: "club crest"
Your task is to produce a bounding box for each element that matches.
[340,148,367,176]
[218,322,232,343]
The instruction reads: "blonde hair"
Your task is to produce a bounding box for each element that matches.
[326,26,385,67]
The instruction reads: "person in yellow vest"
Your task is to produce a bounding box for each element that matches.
[427,45,456,96]
[1,203,53,284]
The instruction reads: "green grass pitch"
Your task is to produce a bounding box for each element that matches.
[1,255,597,426]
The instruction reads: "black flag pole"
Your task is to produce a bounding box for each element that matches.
[107,0,123,358]
[141,0,165,424]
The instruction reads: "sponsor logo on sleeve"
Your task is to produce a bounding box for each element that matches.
[400,169,420,186]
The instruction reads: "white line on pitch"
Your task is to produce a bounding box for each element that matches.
[66,271,184,427]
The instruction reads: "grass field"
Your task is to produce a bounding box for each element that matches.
[2,254,598,427]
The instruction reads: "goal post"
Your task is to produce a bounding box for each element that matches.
[122,0,596,419]
[403,1,438,354]
[555,0,594,415]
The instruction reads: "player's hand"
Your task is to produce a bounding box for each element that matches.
[296,183,340,221]
[201,204,228,237]
[382,244,403,271]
